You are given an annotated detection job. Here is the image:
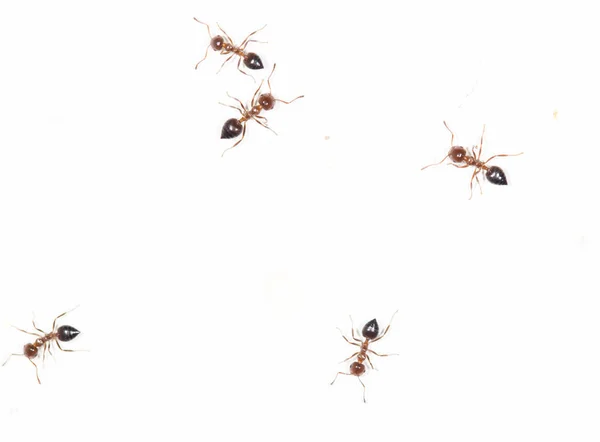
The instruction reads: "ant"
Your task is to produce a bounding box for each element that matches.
[193,18,266,79]
[422,121,523,199]
[219,63,304,156]
[331,311,398,403]
[2,307,81,384]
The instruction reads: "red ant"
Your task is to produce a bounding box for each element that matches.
[2,307,81,384]
[422,121,523,199]
[219,63,304,156]
[331,311,398,403]
[193,18,266,79]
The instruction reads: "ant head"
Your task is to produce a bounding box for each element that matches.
[57,325,80,342]
[486,165,508,185]
[221,118,244,139]
[449,146,467,163]
[350,361,366,376]
[243,53,264,70]
[211,35,225,51]
[258,93,275,111]
[24,343,38,359]
[362,319,379,340]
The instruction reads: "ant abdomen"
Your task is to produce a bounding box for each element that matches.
[486,165,508,185]
[221,118,244,139]
[362,319,379,340]
[350,362,366,376]
[243,53,264,70]
[57,325,80,342]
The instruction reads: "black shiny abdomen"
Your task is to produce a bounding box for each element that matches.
[221,118,243,139]
[362,319,379,339]
[486,166,508,185]
[243,53,264,70]
[57,325,81,342]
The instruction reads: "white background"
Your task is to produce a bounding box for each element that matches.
[1,0,599,440]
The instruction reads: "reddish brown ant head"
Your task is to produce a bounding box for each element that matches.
[258,93,275,111]
[211,35,225,51]
[362,319,379,340]
[24,343,38,359]
[449,146,467,163]
[350,362,366,376]
[57,325,80,342]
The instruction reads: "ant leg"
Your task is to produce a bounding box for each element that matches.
[239,24,267,48]
[468,168,480,200]
[218,102,245,117]
[339,352,359,364]
[236,56,256,82]
[225,92,248,114]
[365,353,375,369]
[357,377,367,403]
[11,325,42,338]
[52,306,79,332]
[55,341,87,354]
[215,23,234,46]
[330,371,352,385]
[2,353,23,367]
[336,328,360,347]
[443,121,455,146]
[275,95,304,105]
[251,80,265,106]
[348,316,362,343]
[483,152,524,164]
[448,163,469,169]
[55,341,76,353]
[241,39,268,50]
[216,54,235,74]
[32,319,46,335]
[368,349,399,357]
[221,123,246,157]
[193,18,213,40]
[29,358,41,384]
[266,64,277,94]
[252,116,278,135]
[475,174,483,195]
[194,43,212,69]
[421,154,450,171]
[371,310,399,343]
[478,124,486,161]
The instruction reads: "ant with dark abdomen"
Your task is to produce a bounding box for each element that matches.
[422,121,523,199]
[193,18,266,79]
[2,307,82,384]
[219,63,304,157]
[331,311,399,403]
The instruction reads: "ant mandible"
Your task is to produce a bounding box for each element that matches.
[422,121,523,199]
[330,311,398,403]
[2,307,81,384]
[219,63,304,157]
[193,18,266,79]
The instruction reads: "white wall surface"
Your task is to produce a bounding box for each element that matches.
[0,1,598,441]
